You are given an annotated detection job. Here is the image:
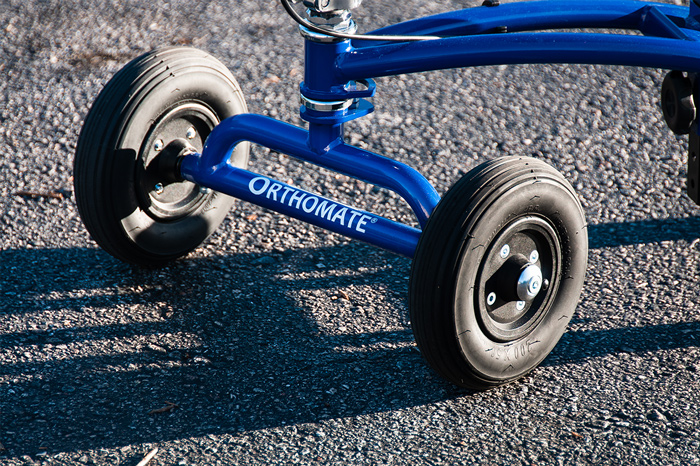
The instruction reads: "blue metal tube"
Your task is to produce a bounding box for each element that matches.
[339,0,700,81]
[339,32,700,82]
[180,159,421,257]
[189,113,440,227]
[304,39,353,93]
[356,0,690,43]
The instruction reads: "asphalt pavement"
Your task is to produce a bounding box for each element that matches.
[1,0,700,464]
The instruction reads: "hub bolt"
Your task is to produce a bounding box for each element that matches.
[487,292,497,306]
[500,244,510,259]
[154,183,165,195]
[516,301,526,311]
[186,127,197,140]
[529,250,539,263]
[154,139,164,152]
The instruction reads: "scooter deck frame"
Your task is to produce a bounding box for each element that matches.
[179,0,700,258]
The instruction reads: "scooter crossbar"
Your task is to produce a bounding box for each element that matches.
[179,114,437,257]
[181,158,421,257]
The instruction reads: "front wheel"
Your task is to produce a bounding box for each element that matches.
[74,47,250,266]
[409,156,588,389]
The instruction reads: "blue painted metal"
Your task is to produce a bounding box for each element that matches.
[182,113,440,228]
[337,1,700,81]
[300,78,376,102]
[339,32,700,81]
[690,0,700,29]
[300,39,377,126]
[180,159,421,257]
[303,38,352,94]
[640,5,690,40]
[355,0,691,43]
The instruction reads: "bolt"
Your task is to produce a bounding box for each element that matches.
[528,278,541,296]
[186,127,196,140]
[154,183,165,195]
[200,186,211,194]
[154,139,164,151]
[487,292,497,306]
[516,301,526,311]
[500,244,510,259]
[529,250,539,263]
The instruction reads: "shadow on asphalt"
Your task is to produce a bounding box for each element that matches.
[587,215,700,249]
[1,215,699,456]
[0,242,453,457]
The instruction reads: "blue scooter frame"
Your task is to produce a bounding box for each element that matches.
[178,0,700,258]
[72,0,700,389]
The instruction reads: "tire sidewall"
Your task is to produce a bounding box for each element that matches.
[453,177,587,383]
[109,65,247,257]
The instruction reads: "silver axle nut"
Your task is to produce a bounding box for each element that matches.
[516,264,543,302]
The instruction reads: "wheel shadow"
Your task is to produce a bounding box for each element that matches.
[587,215,700,249]
[0,243,457,458]
[551,214,700,365]
[0,215,699,457]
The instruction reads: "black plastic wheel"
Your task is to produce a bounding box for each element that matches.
[409,156,588,389]
[74,47,249,265]
[661,70,696,135]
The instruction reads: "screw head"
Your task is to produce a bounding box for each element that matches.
[154,139,164,151]
[154,183,165,195]
[500,244,510,259]
[516,301,526,311]
[529,250,539,263]
[186,127,196,140]
[487,292,497,306]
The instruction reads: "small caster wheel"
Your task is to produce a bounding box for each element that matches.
[661,70,696,135]
[409,156,588,389]
[74,47,249,265]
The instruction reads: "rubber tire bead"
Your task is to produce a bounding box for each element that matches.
[409,156,588,389]
[74,47,249,266]
[661,70,696,135]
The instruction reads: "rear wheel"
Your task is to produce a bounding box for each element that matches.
[409,156,588,389]
[74,47,249,265]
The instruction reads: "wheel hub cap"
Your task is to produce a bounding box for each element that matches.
[475,216,562,342]
[517,263,543,302]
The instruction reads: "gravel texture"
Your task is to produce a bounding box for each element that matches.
[2,0,700,464]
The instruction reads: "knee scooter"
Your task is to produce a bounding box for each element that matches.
[73,0,700,389]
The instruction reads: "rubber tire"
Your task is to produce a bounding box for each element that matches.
[409,156,588,389]
[661,70,695,135]
[74,47,249,266]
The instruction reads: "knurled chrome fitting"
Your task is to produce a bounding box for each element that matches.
[299,7,358,42]
[307,8,353,28]
[302,0,362,13]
